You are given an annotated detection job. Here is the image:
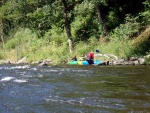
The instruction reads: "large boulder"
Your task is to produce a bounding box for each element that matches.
[133,60,140,65]
[138,58,145,65]
[17,57,28,64]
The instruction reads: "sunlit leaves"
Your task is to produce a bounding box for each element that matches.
[74,1,94,15]
[111,15,140,40]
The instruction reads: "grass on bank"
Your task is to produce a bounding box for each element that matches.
[1,24,150,64]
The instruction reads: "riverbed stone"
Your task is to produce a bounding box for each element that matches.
[138,58,145,65]
[38,59,52,66]
[17,57,28,64]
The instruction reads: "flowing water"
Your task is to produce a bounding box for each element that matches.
[0,64,150,113]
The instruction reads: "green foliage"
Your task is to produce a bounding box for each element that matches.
[106,11,120,29]
[145,50,150,64]
[140,0,150,26]
[145,57,150,65]
[74,0,94,14]
[0,0,150,63]
[44,25,67,45]
[5,28,37,49]
[74,36,134,59]
[88,37,98,46]
[27,5,53,36]
[90,0,108,6]
[132,25,150,55]
[27,41,69,64]
[5,38,17,49]
[100,40,133,58]
[143,0,150,10]
[72,0,104,41]
[75,41,91,54]
[140,11,150,25]
[0,51,5,59]
[71,15,91,41]
[111,15,140,40]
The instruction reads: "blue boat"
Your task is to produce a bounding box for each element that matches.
[68,60,102,65]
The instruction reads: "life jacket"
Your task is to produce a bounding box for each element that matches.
[87,52,94,59]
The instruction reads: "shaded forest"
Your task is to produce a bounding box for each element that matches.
[0,0,150,63]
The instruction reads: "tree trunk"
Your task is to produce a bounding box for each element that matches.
[0,35,4,48]
[96,5,109,36]
[0,19,4,48]
[61,0,73,53]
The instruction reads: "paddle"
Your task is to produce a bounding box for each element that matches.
[96,49,100,53]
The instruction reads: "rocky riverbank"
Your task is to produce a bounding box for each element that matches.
[0,55,150,66]
[0,57,52,66]
[96,54,150,66]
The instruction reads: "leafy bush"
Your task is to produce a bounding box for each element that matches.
[132,25,150,55]
[140,0,150,25]
[111,15,140,40]
[145,52,150,65]
[5,28,37,49]
[0,52,4,59]
[44,25,67,45]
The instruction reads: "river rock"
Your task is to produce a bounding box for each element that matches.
[112,59,125,65]
[17,57,28,64]
[38,59,52,66]
[138,58,145,65]
[124,61,134,65]
[129,57,138,61]
[133,60,140,65]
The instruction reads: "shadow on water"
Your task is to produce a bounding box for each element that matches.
[0,64,150,113]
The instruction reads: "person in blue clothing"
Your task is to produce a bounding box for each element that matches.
[72,55,77,61]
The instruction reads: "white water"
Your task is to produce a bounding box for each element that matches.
[0,77,15,81]
[0,64,150,113]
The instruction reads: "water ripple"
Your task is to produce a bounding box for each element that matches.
[0,65,150,112]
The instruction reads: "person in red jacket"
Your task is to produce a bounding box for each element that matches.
[86,51,94,64]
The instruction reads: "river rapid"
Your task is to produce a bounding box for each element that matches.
[0,64,150,113]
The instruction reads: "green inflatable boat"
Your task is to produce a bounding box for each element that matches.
[68,60,102,65]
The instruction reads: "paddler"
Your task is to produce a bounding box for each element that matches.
[72,55,77,61]
[86,51,94,64]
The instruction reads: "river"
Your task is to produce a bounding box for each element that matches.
[0,64,150,113]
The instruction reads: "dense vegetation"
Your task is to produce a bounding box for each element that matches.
[0,0,150,64]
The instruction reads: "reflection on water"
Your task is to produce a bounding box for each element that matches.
[0,64,150,113]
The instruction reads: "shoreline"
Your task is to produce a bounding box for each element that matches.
[0,56,149,66]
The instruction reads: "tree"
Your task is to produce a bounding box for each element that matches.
[92,0,109,36]
[61,0,77,53]
[95,5,109,36]
[0,19,4,48]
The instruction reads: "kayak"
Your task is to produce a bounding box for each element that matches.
[68,60,102,65]
[68,61,78,65]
